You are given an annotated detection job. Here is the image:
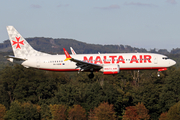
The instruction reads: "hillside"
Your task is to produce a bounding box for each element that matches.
[0,37,177,54]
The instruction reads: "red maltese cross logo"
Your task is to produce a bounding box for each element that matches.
[12,37,24,49]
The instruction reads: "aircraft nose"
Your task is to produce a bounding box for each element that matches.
[171,60,176,66]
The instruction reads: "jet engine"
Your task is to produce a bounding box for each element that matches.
[102,64,120,75]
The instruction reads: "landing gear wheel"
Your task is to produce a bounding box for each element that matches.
[157,71,160,77]
[88,73,94,79]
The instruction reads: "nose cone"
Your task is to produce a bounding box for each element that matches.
[171,60,176,66]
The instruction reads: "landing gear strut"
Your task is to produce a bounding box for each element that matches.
[88,72,94,79]
[157,71,160,77]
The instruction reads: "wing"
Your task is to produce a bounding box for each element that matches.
[63,48,102,71]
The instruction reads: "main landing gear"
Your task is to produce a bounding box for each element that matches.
[88,72,94,79]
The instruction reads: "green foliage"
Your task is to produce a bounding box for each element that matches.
[159,68,180,112]
[0,63,180,119]
[166,101,180,120]
[40,104,52,120]
[4,101,40,120]
[0,65,60,107]
[131,73,165,119]
[53,80,121,113]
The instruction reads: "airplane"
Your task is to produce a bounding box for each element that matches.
[6,26,176,79]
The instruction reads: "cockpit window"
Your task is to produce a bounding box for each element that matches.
[162,57,169,60]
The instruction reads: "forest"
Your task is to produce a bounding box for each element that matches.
[0,62,180,120]
[0,38,180,119]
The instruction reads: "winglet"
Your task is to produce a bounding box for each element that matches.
[70,47,76,55]
[63,48,72,61]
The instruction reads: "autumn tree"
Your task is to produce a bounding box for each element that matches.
[68,105,86,120]
[89,102,116,120]
[159,112,167,120]
[123,106,140,120]
[135,102,150,120]
[49,104,67,120]
[0,104,6,120]
[123,102,150,120]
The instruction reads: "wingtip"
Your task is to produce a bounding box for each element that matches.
[6,26,13,28]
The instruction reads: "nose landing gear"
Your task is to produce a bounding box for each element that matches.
[157,71,160,77]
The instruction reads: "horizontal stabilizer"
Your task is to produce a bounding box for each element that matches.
[5,55,27,61]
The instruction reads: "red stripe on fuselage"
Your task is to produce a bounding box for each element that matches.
[39,67,167,72]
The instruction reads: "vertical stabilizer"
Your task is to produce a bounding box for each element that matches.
[6,26,49,58]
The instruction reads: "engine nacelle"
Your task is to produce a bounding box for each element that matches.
[102,64,120,75]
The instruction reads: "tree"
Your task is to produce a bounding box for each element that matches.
[90,102,116,120]
[159,112,167,120]
[4,101,40,120]
[0,65,59,106]
[135,102,150,120]
[49,104,67,120]
[166,101,180,120]
[132,74,165,119]
[123,106,140,120]
[4,101,22,120]
[0,65,21,104]
[159,68,180,112]
[68,105,86,120]
[122,103,150,120]
[20,102,40,119]
[0,104,6,120]
[41,104,52,120]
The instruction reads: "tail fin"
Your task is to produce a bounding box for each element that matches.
[6,26,49,58]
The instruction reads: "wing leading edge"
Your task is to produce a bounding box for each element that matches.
[63,48,102,71]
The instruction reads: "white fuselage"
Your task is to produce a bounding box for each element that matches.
[13,53,176,72]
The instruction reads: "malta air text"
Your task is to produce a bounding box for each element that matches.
[83,55,152,64]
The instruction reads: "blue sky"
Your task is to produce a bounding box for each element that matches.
[0,0,180,51]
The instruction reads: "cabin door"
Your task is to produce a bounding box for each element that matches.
[36,59,40,68]
[154,56,158,64]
